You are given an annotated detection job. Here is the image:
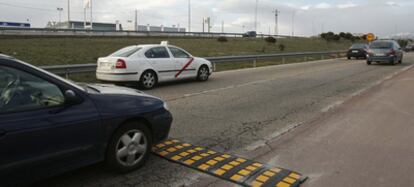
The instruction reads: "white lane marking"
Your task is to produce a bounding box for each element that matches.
[179,62,354,100]
[245,122,303,152]
[183,79,269,98]
[213,58,346,75]
[321,100,345,113]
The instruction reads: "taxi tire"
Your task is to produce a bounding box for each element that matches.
[139,70,158,90]
[105,121,152,173]
[197,65,210,82]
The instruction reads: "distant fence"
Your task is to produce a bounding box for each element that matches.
[0,27,302,38]
[40,50,346,78]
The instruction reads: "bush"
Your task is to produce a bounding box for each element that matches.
[265,37,277,44]
[397,40,409,48]
[320,31,349,42]
[217,36,228,42]
[278,44,285,51]
[333,34,341,41]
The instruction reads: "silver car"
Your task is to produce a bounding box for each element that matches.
[367,40,403,65]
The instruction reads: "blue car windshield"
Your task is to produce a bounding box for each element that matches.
[351,44,366,49]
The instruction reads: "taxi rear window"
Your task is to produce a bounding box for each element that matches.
[110,46,141,57]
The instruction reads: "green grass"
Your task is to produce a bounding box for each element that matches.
[0,36,352,66]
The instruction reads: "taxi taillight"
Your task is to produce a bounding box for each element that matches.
[115,59,127,69]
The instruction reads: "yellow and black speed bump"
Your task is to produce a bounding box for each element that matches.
[153,139,307,187]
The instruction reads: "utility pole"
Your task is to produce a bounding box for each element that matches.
[254,0,258,31]
[57,7,63,24]
[90,0,93,29]
[135,9,138,31]
[67,0,70,22]
[206,17,211,33]
[291,10,295,36]
[202,18,205,33]
[188,0,191,32]
[272,9,280,36]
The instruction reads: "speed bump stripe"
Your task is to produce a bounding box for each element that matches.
[276,181,291,187]
[221,160,264,182]
[188,152,224,169]
[288,173,301,180]
[152,140,185,153]
[249,169,304,187]
[153,139,305,187]
[283,177,296,184]
[154,143,205,160]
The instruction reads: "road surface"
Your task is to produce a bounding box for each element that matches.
[35,53,414,186]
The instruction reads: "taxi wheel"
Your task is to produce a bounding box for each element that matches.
[106,121,152,173]
[139,71,157,90]
[197,65,210,82]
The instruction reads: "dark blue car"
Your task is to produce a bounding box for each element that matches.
[0,54,172,186]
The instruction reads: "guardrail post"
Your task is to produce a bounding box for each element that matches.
[253,59,257,68]
[282,57,286,64]
[321,54,325,60]
[304,56,308,62]
[65,68,69,79]
[213,63,217,72]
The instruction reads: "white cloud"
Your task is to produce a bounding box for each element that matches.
[300,5,311,10]
[315,3,332,9]
[337,3,358,9]
[385,1,400,7]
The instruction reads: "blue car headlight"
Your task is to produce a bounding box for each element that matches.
[163,102,170,111]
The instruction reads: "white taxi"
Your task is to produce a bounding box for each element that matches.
[96,42,213,89]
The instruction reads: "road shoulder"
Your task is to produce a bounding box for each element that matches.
[254,64,414,187]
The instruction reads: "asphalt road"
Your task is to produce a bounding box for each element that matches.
[35,53,414,187]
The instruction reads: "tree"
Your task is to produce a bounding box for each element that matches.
[361,34,367,41]
[333,34,341,41]
[320,33,328,40]
[344,33,353,40]
[397,40,408,47]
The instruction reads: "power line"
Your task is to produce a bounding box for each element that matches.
[0,2,55,12]
[0,1,128,15]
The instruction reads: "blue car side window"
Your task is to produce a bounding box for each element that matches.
[0,66,65,113]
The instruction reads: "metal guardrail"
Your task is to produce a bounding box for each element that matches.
[0,27,301,38]
[40,51,346,77]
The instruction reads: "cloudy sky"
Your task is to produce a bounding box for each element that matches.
[0,0,413,37]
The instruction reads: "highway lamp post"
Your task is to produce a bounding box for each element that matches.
[273,9,280,36]
[291,10,296,37]
[67,0,70,22]
[188,0,191,32]
[254,0,258,31]
[202,18,205,33]
[57,7,64,25]
[135,9,138,31]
